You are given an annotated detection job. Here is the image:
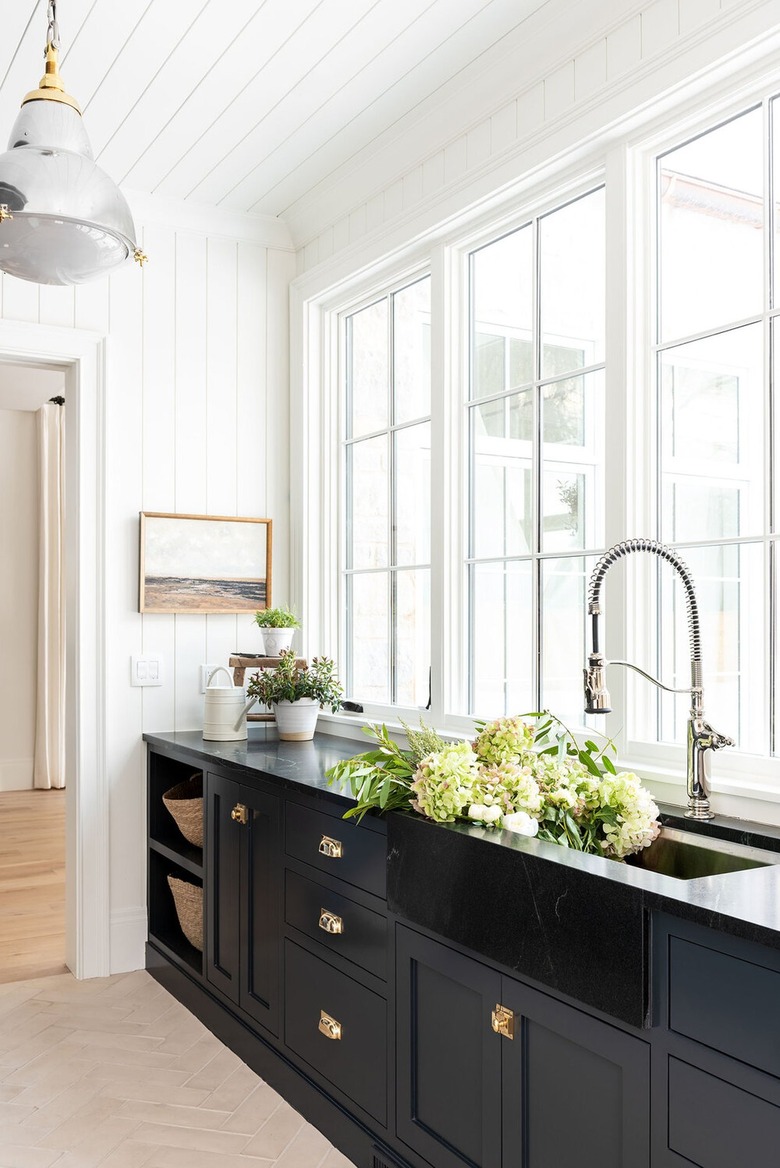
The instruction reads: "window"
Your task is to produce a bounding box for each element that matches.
[467,189,606,725]
[314,71,780,808]
[342,277,431,708]
[641,104,773,758]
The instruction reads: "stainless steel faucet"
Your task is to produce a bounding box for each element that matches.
[583,537,734,820]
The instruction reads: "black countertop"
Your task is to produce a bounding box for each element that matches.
[145,728,780,1027]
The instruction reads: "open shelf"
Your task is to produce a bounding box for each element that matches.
[150,838,203,878]
[148,849,204,979]
[149,751,204,870]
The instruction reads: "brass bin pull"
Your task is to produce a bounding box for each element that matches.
[319,835,343,859]
[319,909,344,935]
[231,803,248,825]
[318,1010,342,1041]
[491,1004,515,1040]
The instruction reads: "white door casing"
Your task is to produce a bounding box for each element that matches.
[0,320,108,979]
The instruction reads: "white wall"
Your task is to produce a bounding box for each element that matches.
[0,199,294,972]
[293,0,780,281]
[0,409,37,790]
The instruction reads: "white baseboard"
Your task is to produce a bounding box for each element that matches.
[0,758,34,790]
[110,906,148,974]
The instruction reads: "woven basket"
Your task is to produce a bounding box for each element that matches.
[167,875,203,952]
[162,773,203,848]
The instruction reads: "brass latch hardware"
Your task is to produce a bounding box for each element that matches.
[491,1004,515,1040]
[231,803,248,825]
[319,835,343,859]
[318,1010,342,1041]
[319,909,344,935]
[0,204,13,222]
[133,247,148,266]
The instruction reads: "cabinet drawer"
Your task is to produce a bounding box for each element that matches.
[285,869,387,980]
[285,802,386,898]
[669,935,780,1078]
[668,1057,780,1167]
[284,940,387,1125]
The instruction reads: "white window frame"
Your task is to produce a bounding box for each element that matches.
[293,53,780,824]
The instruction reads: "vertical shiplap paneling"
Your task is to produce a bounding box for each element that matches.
[1,274,39,323]
[235,241,268,652]
[140,224,177,734]
[173,231,208,728]
[74,277,111,334]
[105,255,145,918]
[38,285,75,329]
[205,235,239,669]
[265,248,295,614]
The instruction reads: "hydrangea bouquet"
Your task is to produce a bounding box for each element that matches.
[326,713,660,861]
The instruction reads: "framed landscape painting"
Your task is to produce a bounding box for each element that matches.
[139,513,272,614]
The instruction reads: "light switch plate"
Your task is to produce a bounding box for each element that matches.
[131,655,163,687]
[200,664,220,692]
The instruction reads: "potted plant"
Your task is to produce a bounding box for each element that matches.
[247,649,343,740]
[253,605,301,656]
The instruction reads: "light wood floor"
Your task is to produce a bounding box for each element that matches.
[0,969,354,1168]
[0,788,66,984]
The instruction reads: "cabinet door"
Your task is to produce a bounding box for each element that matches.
[501,975,650,1168]
[205,772,241,1000]
[396,925,502,1168]
[240,785,281,1034]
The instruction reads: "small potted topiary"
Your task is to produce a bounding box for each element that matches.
[246,649,343,740]
[253,605,301,656]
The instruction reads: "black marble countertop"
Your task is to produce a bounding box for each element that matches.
[145,728,780,1027]
[144,726,363,808]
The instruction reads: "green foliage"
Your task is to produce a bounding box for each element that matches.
[253,605,301,628]
[325,711,659,863]
[247,649,342,711]
[326,723,419,821]
[400,718,446,765]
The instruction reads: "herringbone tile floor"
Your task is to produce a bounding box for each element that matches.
[0,969,355,1168]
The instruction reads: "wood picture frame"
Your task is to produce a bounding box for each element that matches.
[139,512,272,614]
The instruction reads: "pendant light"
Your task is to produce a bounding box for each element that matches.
[0,1,146,285]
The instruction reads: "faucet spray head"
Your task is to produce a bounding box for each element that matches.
[584,653,611,714]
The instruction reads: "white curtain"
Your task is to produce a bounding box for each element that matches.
[33,402,65,790]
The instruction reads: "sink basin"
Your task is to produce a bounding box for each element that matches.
[625,826,780,880]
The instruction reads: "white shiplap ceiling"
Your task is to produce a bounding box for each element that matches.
[0,0,554,237]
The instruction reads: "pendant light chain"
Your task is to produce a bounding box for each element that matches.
[46,1,60,51]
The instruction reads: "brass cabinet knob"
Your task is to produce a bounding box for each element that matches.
[318,835,343,859]
[231,803,248,825]
[318,1010,342,1040]
[491,1003,515,1040]
[319,909,344,935]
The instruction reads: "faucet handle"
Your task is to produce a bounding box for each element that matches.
[701,721,734,751]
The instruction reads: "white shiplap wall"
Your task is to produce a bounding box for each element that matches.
[293,0,780,279]
[0,203,294,971]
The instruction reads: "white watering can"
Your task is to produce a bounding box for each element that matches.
[202,667,256,742]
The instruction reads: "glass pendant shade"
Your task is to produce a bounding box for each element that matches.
[0,41,140,285]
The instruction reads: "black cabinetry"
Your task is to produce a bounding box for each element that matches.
[205,771,281,1034]
[147,750,204,976]
[652,913,780,1167]
[396,924,650,1168]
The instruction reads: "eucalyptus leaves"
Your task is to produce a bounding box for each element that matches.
[326,712,660,860]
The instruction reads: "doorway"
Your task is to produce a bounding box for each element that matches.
[0,361,67,981]
[0,321,109,979]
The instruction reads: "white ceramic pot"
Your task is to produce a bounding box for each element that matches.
[273,698,319,741]
[260,627,296,656]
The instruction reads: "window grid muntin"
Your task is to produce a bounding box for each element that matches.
[652,96,777,757]
[467,186,606,717]
[343,276,432,706]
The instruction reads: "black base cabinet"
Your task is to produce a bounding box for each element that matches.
[396,924,650,1168]
[147,738,780,1168]
[205,771,281,1034]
